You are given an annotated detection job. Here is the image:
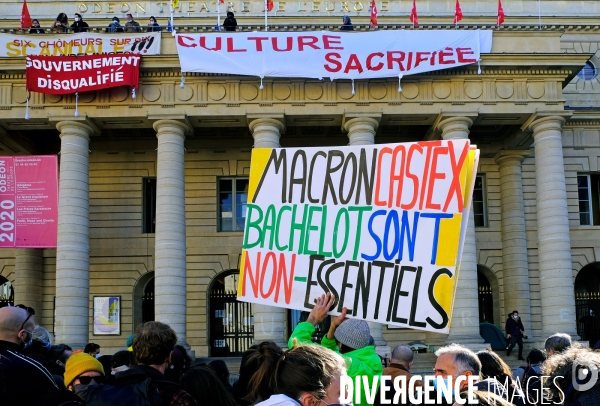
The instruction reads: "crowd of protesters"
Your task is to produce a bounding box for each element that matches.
[23,12,366,33]
[1,296,600,406]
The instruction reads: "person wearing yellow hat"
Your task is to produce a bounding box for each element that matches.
[64,352,105,401]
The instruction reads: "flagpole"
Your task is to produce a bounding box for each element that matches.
[171,6,175,36]
[538,0,541,29]
[217,1,221,31]
[265,0,268,31]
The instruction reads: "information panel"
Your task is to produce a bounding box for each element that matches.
[0,156,58,248]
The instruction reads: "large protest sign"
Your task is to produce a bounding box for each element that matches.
[26,54,140,94]
[0,156,58,248]
[238,141,479,333]
[0,32,161,57]
[177,30,492,80]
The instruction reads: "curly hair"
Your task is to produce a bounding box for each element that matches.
[542,344,600,403]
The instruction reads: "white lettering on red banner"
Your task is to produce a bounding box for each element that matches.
[0,156,58,248]
[0,32,161,57]
[26,54,140,94]
[176,30,492,80]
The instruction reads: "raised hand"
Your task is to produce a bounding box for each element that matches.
[306,292,335,326]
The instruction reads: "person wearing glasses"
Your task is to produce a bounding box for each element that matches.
[64,352,105,401]
[0,304,60,405]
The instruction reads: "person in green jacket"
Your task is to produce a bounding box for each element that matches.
[288,292,383,406]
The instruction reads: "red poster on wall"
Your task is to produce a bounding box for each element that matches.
[0,156,58,248]
[26,54,140,94]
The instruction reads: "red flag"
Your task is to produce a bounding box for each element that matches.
[220,0,224,3]
[267,0,274,11]
[497,0,505,25]
[454,0,463,24]
[20,0,32,29]
[410,0,418,26]
[370,0,378,28]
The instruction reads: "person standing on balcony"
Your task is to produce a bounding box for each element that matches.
[70,13,89,33]
[125,13,141,32]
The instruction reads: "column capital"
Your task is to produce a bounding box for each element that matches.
[437,116,474,140]
[494,150,530,165]
[343,115,380,146]
[528,115,567,138]
[152,119,190,138]
[56,121,93,141]
[249,118,284,148]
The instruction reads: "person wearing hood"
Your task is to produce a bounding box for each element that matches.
[289,292,383,406]
[247,341,349,406]
[0,305,60,405]
[340,15,353,30]
[70,13,89,33]
[223,11,237,31]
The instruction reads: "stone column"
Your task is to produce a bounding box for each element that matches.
[495,151,532,335]
[430,117,485,348]
[153,120,189,347]
[54,121,92,349]
[249,118,287,347]
[14,249,43,319]
[343,115,390,358]
[529,116,577,337]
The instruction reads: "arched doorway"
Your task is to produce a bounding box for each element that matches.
[209,271,254,357]
[133,272,155,330]
[478,270,494,324]
[0,276,13,307]
[575,262,600,346]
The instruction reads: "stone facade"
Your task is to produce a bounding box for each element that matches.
[0,1,599,357]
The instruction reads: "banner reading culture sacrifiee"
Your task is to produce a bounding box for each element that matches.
[238,141,479,333]
[0,32,161,57]
[177,30,492,80]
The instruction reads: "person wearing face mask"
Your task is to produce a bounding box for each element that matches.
[71,13,89,33]
[84,342,101,358]
[64,352,106,401]
[125,13,142,32]
[106,16,124,33]
[505,310,525,360]
[0,305,60,405]
[248,341,351,406]
[289,293,382,406]
[29,19,45,33]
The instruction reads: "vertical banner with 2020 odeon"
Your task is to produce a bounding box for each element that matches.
[238,141,479,333]
[0,156,58,248]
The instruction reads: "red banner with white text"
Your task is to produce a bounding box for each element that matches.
[26,54,140,94]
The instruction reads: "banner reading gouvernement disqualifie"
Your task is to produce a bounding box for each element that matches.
[0,156,58,248]
[0,32,161,57]
[238,141,480,333]
[177,30,492,80]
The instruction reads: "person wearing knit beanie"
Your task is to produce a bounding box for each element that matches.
[64,352,105,400]
[334,318,371,350]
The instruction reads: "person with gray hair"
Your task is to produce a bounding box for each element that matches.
[431,343,481,405]
[32,325,53,345]
[544,333,572,356]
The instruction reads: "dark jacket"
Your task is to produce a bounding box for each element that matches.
[374,363,423,405]
[147,22,161,32]
[125,20,141,33]
[106,21,124,33]
[506,316,525,337]
[70,20,89,33]
[340,15,353,31]
[223,15,237,31]
[88,364,198,406]
[29,27,45,34]
[0,340,60,406]
[564,381,600,406]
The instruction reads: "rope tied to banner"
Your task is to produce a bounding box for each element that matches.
[132,88,136,99]
[477,59,481,74]
[74,91,79,117]
[398,74,403,93]
[351,79,355,95]
[24,90,30,120]
[180,73,185,89]
[259,76,264,90]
